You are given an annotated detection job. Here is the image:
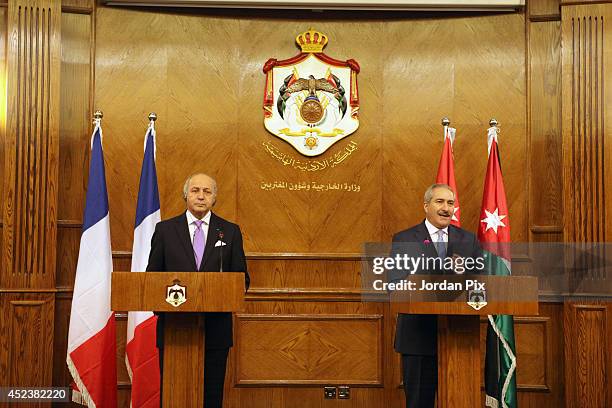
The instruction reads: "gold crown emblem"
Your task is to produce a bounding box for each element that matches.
[296,29,328,53]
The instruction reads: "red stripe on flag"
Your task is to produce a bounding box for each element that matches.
[68,315,117,407]
[126,315,160,408]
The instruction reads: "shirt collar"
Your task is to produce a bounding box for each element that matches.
[186,210,211,225]
[424,218,448,237]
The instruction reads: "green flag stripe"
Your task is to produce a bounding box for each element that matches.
[485,252,517,408]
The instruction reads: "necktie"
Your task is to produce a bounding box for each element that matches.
[193,220,205,269]
[436,230,447,259]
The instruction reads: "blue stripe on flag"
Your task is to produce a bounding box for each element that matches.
[82,127,109,232]
[134,129,160,228]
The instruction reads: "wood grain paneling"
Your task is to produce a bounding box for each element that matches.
[94,8,241,251]
[2,0,60,287]
[529,0,561,20]
[529,21,563,241]
[382,13,527,243]
[0,7,6,261]
[236,314,382,385]
[248,258,362,290]
[60,0,91,13]
[0,7,7,224]
[0,294,54,387]
[58,11,89,221]
[237,20,383,253]
[562,4,612,245]
[514,316,549,389]
[52,293,73,388]
[564,302,611,408]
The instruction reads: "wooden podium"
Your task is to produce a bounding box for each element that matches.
[111,272,246,408]
[391,275,539,407]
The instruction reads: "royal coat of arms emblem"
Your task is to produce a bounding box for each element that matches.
[263,29,360,156]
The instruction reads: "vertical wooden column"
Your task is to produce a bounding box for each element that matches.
[561,3,612,407]
[0,0,60,388]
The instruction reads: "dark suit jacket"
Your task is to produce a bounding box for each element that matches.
[391,221,482,356]
[146,211,250,349]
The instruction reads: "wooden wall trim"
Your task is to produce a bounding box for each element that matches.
[530,225,563,233]
[562,0,612,5]
[2,0,61,288]
[109,250,365,260]
[562,4,610,245]
[530,14,561,22]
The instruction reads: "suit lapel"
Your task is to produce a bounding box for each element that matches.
[415,221,438,259]
[174,213,197,271]
[201,212,220,271]
[448,225,463,257]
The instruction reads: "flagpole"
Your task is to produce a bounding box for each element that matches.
[126,112,162,408]
[441,117,450,140]
[93,110,103,125]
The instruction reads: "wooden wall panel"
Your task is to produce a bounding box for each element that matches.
[60,0,91,13]
[562,4,612,245]
[237,21,383,253]
[529,0,561,20]
[52,10,91,400]
[2,0,60,287]
[382,13,527,243]
[228,301,386,407]
[236,314,382,385]
[0,7,6,259]
[564,302,611,408]
[529,21,563,243]
[52,293,73,388]
[1,0,61,395]
[247,258,361,290]
[58,11,89,223]
[0,294,54,387]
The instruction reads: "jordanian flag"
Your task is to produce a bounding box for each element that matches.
[479,126,517,408]
[435,122,461,226]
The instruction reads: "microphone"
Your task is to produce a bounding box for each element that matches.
[217,228,224,272]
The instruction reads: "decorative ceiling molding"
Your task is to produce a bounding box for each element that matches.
[102,0,524,11]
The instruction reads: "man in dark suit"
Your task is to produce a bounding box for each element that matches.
[147,173,250,408]
[390,183,482,408]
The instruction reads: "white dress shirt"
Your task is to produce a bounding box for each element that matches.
[424,219,448,243]
[186,210,211,245]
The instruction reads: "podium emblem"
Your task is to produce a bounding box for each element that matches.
[166,279,187,307]
[262,29,360,156]
[467,289,487,310]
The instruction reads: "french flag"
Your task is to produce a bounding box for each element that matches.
[126,118,161,408]
[67,119,118,407]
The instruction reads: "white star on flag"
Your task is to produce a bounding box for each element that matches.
[481,208,506,234]
[452,206,459,222]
